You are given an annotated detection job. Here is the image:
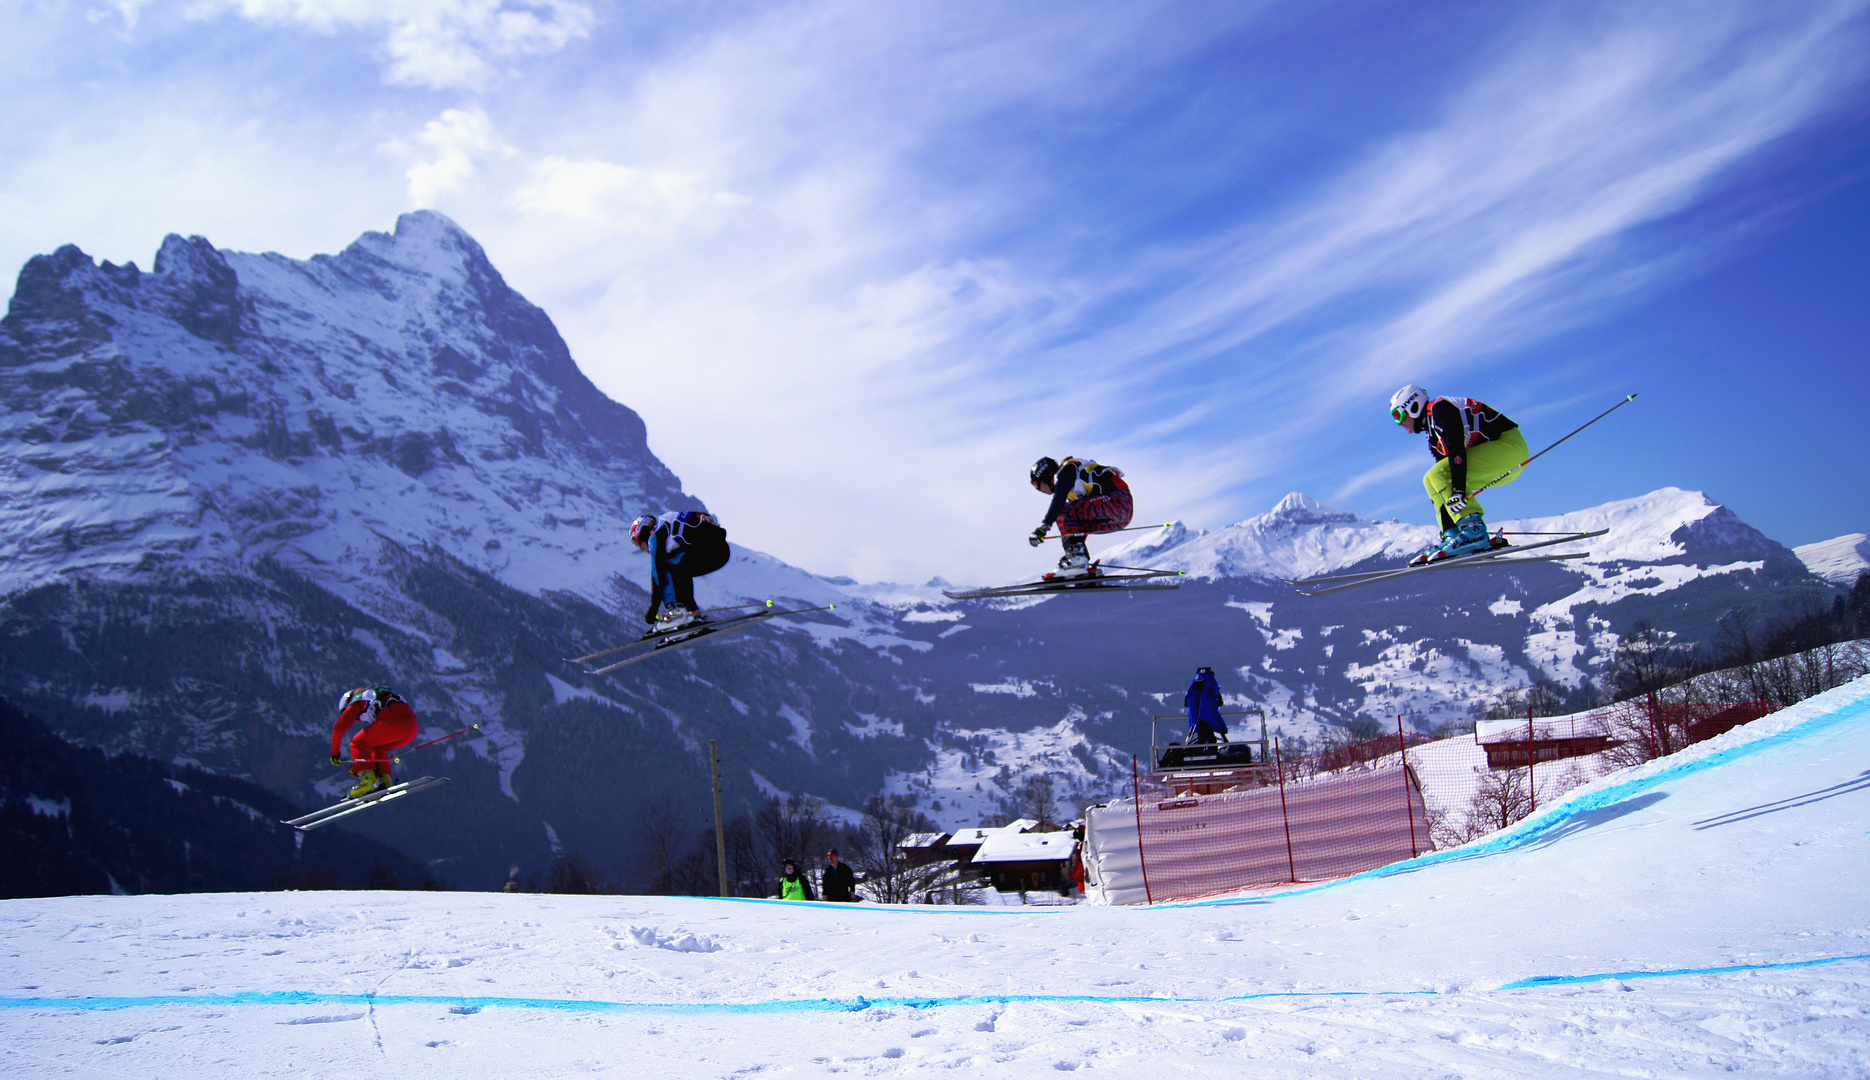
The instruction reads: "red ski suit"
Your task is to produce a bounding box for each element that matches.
[331,695,419,778]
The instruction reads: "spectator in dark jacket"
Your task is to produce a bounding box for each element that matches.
[821,849,857,902]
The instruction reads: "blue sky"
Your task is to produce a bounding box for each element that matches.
[3,0,1866,583]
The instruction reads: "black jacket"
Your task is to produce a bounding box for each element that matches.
[1039,458,1124,528]
[1423,397,1517,495]
[821,862,857,902]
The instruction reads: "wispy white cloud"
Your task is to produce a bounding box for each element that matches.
[188,0,594,89]
[87,0,156,34]
[1334,454,1424,504]
[1054,3,1870,407]
[474,1,1869,581]
[4,0,1866,584]
[513,157,748,231]
[397,107,510,205]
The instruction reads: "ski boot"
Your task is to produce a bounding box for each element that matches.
[347,771,388,799]
[1047,534,1099,580]
[646,607,705,637]
[1442,512,1505,559]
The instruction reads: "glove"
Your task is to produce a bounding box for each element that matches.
[330,755,343,767]
[1446,491,1468,516]
[645,609,660,625]
[1029,526,1050,547]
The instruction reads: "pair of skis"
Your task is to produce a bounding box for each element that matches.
[942,563,1184,600]
[566,601,835,674]
[283,776,450,831]
[1283,529,1608,596]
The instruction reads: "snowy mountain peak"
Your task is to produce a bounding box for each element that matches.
[0,213,705,601]
[1794,533,1870,585]
[1262,492,1357,526]
[1101,485,1798,586]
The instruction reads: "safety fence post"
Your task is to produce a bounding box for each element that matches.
[1398,716,1419,857]
[1526,704,1536,815]
[1132,755,1153,905]
[1273,742,1298,883]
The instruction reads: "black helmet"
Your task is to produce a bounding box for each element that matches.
[1030,456,1059,488]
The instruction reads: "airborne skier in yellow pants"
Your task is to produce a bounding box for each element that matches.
[1389,385,1529,565]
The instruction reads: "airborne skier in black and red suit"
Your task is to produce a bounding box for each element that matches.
[1028,455,1134,578]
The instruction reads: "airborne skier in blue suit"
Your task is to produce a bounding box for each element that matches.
[630,510,730,634]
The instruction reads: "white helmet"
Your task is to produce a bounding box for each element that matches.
[1389,384,1430,424]
[338,687,370,711]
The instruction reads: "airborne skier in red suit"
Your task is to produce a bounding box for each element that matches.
[330,686,420,799]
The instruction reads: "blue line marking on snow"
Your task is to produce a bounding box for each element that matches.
[1496,952,1870,990]
[3,955,1865,1014]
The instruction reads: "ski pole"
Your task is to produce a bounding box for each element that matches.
[1038,522,1174,542]
[400,723,482,756]
[1472,392,1638,495]
[751,600,837,612]
[685,602,774,616]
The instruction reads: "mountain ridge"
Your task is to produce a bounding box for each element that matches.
[0,215,1851,886]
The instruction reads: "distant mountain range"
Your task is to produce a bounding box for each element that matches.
[1,213,1852,889]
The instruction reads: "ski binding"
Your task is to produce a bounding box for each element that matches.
[568,603,837,675]
[942,563,1184,600]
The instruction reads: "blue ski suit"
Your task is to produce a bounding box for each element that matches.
[643,511,730,622]
[1185,668,1228,744]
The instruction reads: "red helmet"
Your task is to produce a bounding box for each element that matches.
[629,514,658,545]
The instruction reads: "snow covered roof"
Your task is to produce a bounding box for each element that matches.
[1475,712,1612,744]
[972,830,1078,864]
[945,819,1039,847]
[897,832,948,849]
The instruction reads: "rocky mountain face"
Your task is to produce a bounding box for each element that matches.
[0,215,1838,890]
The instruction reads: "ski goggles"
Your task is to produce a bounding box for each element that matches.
[1390,406,1411,424]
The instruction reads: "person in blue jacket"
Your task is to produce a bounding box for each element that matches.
[630,510,730,633]
[1185,667,1229,745]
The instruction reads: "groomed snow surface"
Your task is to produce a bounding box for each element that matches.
[6,679,1869,1077]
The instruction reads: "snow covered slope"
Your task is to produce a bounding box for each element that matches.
[1796,533,1870,585]
[4,675,1865,1077]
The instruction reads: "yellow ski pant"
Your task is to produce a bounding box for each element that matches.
[1423,427,1529,527]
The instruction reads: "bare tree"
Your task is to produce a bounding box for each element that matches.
[1432,767,1534,847]
[1606,620,1688,702]
[757,794,837,876]
[545,853,616,894]
[843,794,945,904]
[636,795,693,894]
[1015,775,1058,828]
[723,814,768,898]
[1469,679,1567,722]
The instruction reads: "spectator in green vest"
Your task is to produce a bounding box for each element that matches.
[778,859,815,901]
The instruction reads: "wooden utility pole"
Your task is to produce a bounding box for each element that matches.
[710,740,727,898]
